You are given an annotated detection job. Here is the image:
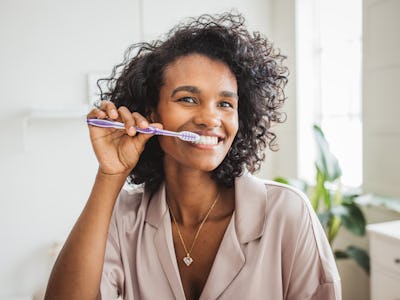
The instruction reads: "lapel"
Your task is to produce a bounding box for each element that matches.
[145,173,267,300]
[146,183,186,300]
[200,173,267,299]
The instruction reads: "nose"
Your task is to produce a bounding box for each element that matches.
[193,103,221,128]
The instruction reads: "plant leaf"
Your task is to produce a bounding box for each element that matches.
[342,191,360,204]
[313,124,342,182]
[333,181,343,206]
[332,203,366,236]
[328,215,341,244]
[273,177,289,184]
[317,211,332,229]
[322,182,332,209]
[310,167,325,210]
[334,250,349,259]
[345,246,370,274]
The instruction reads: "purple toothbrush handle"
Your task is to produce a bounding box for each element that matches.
[87,119,158,133]
[86,118,199,142]
[86,118,124,129]
[135,127,158,134]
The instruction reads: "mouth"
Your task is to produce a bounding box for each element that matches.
[190,134,223,145]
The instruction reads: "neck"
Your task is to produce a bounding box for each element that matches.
[164,164,221,226]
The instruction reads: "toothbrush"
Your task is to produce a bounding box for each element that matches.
[86,118,200,142]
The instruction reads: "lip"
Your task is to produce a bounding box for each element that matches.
[187,140,222,149]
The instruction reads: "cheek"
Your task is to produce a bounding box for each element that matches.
[157,137,177,159]
[153,104,180,127]
[150,110,159,123]
[230,113,239,135]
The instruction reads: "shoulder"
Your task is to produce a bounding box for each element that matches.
[238,174,326,249]
[264,179,313,220]
[238,173,312,220]
[261,178,320,237]
[250,176,340,287]
[260,178,340,283]
[109,182,149,232]
[115,183,145,214]
[234,173,318,243]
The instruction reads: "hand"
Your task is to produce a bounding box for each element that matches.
[87,100,162,176]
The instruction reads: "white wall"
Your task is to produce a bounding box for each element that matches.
[363,0,400,199]
[335,1,400,299]
[259,0,298,180]
[0,0,275,298]
[142,0,273,40]
[0,1,142,298]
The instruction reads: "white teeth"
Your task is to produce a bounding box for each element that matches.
[191,135,219,145]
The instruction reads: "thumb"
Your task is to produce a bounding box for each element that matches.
[135,123,164,146]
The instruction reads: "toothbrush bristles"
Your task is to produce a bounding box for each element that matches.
[180,131,200,142]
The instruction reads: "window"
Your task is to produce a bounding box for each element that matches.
[296,0,362,187]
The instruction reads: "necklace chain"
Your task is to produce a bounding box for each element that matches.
[167,192,220,267]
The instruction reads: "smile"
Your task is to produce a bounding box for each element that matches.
[190,135,220,145]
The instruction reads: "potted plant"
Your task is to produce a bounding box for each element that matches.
[274,125,369,274]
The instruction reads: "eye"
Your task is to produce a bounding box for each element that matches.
[177,97,197,104]
[218,101,234,108]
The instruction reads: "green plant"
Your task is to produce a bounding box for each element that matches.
[274,124,369,274]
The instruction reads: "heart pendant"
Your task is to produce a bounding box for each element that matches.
[183,255,193,266]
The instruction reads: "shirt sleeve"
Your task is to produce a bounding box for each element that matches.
[285,191,342,300]
[100,202,125,300]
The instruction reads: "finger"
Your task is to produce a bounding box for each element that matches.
[132,112,149,129]
[129,122,164,157]
[149,122,163,130]
[99,100,118,119]
[87,107,107,119]
[118,106,137,136]
[135,122,163,145]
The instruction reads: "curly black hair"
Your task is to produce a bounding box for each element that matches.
[100,12,288,193]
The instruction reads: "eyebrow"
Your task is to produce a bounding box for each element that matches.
[171,85,238,100]
[171,86,200,97]
[220,90,239,101]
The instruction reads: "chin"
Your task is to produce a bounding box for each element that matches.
[182,160,221,172]
[198,162,223,172]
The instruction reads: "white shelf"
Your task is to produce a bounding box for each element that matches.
[367,220,400,241]
[26,105,90,120]
[368,220,400,300]
[21,105,91,151]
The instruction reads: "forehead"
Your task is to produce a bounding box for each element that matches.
[162,54,237,90]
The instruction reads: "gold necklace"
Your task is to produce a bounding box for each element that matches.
[167,192,220,266]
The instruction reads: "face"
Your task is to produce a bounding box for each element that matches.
[152,54,239,172]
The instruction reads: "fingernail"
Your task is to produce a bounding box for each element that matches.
[139,120,147,127]
[129,126,135,135]
[111,109,117,117]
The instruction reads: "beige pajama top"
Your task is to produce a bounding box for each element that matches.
[100,173,341,299]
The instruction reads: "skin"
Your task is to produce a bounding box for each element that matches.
[44,54,238,300]
[155,54,238,299]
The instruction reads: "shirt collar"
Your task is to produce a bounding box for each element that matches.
[233,172,267,243]
[145,172,267,244]
[145,182,167,228]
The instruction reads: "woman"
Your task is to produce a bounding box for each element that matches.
[45,12,341,300]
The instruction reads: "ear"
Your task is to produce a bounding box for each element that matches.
[149,110,159,123]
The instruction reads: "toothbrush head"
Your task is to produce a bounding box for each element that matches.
[179,131,200,142]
